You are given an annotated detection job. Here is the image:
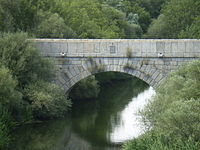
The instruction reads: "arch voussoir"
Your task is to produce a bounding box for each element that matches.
[57,59,166,93]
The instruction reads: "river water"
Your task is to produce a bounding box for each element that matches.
[8,78,155,150]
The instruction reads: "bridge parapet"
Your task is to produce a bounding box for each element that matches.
[32,39,200,92]
[33,39,200,58]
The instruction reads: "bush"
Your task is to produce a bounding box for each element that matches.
[0,32,55,87]
[25,81,71,119]
[0,32,71,121]
[126,47,132,58]
[141,59,200,127]
[123,129,200,150]
[0,106,13,149]
[0,65,21,108]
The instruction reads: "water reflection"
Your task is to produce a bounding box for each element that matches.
[110,87,155,143]
[8,78,155,150]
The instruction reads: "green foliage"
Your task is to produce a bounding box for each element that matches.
[123,59,200,150]
[0,32,55,87]
[0,32,71,121]
[62,0,126,38]
[146,0,200,38]
[124,23,142,39]
[103,0,151,33]
[0,0,148,39]
[130,3,151,33]
[145,14,169,38]
[69,76,100,100]
[141,59,200,130]
[157,100,200,141]
[0,0,19,32]
[179,16,200,39]
[0,65,21,108]
[0,0,38,32]
[162,0,200,38]
[99,0,123,8]
[0,106,13,149]
[25,81,71,119]
[123,129,200,150]
[121,1,151,33]
[1,0,200,39]
[135,0,167,18]
[34,11,76,38]
[127,13,139,25]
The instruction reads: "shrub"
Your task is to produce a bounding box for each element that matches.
[0,32,71,121]
[25,81,71,119]
[0,65,21,108]
[123,129,200,150]
[126,47,132,58]
[0,106,13,149]
[0,32,55,87]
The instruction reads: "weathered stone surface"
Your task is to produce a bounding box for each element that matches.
[32,39,200,92]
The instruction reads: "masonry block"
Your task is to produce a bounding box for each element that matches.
[33,39,200,92]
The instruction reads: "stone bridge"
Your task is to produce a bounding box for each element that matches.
[33,39,200,92]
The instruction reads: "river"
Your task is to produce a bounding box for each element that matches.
[8,78,155,150]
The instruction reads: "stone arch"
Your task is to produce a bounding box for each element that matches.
[55,58,165,93]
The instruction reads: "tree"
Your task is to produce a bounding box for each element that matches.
[146,0,200,38]
[145,14,169,38]
[179,16,200,39]
[0,0,39,32]
[135,0,167,18]
[0,0,19,32]
[122,2,151,33]
[0,32,55,87]
[59,0,127,39]
[0,32,71,121]
[124,23,142,38]
[34,11,76,38]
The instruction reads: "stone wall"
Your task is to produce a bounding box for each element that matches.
[33,39,200,58]
[33,39,199,92]
[54,57,194,92]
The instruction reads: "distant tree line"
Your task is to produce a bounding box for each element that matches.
[1,0,200,39]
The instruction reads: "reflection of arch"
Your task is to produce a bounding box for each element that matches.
[55,58,164,93]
